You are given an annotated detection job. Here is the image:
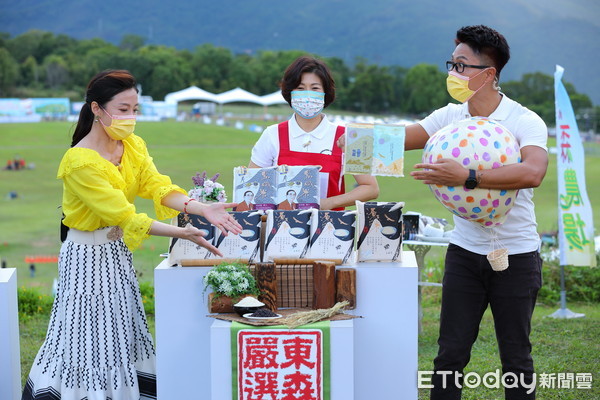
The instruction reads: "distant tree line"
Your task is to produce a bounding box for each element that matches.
[0,30,597,129]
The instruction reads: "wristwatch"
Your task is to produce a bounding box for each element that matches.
[465,169,478,189]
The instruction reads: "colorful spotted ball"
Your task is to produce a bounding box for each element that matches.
[422,117,521,227]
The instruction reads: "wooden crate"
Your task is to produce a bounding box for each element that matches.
[251,262,314,309]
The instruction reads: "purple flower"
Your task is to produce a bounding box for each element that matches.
[189,172,227,202]
[191,171,205,187]
[192,171,221,187]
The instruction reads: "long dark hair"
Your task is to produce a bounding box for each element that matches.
[71,70,138,147]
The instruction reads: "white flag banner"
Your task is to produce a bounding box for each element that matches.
[554,65,596,267]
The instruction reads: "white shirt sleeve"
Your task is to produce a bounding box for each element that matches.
[418,103,464,136]
[250,124,280,167]
[513,111,548,151]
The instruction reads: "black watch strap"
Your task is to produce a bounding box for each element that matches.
[465,169,477,189]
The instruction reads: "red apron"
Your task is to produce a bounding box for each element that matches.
[277,121,346,211]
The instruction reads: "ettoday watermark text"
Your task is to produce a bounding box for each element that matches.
[418,370,593,394]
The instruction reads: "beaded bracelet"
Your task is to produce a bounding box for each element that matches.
[183,198,196,214]
[477,171,484,185]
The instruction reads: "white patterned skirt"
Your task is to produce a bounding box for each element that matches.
[22,235,156,400]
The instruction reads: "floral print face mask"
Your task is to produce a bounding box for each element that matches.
[291,90,325,119]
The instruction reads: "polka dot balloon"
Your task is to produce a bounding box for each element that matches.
[422,117,521,227]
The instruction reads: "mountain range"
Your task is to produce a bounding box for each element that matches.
[1,0,598,104]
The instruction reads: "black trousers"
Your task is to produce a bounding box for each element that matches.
[430,244,543,400]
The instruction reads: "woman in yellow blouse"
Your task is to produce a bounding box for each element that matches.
[22,70,242,400]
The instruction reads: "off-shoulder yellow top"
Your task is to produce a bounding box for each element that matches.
[57,134,186,251]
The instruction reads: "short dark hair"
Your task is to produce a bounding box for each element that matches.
[280,56,336,108]
[244,190,254,196]
[455,25,510,81]
[286,190,296,196]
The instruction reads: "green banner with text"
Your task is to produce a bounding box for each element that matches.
[231,321,331,400]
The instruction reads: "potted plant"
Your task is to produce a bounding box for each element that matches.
[188,171,227,203]
[203,262,260,313]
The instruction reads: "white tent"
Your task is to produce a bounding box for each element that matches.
[260,90,287,106]
[214,87,264,105]
[164,86,217,104]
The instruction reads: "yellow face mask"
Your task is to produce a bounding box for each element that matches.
[99,106,136,140]
[446,69,489,103]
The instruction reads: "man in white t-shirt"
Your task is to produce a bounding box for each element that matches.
[407,25,548,400]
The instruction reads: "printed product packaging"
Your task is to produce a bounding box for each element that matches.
[263,209,312,262]
[233,166,277,211]
[308,209,357,264]
[344,123,374,175]
[213,211,262,263]
[168,213,216,266]
[344,123,405,177]
[402,213,420,240]
[355,201,404,262]
[276,165,321,210]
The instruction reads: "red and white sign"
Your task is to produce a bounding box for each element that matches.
[237,329,323,400]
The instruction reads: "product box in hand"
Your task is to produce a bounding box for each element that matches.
[263,209,312,262]
[168,213,216,266]
[233,166,277,211]
[355,201,404,262]
[213,211,262,263]
[308,209,357,264]
[276,165,321,210]
[344,123,374,175]
[344,123,405,177]
[372,124,405,176]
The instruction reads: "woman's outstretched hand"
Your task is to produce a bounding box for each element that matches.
[203,202,243,236]
[182,224,223,256]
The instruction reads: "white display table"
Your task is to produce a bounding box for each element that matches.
[154,251,418,400]
[0,268,21,400]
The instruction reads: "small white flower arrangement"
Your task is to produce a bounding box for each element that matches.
[189,171,227,203]
[203,262,260,299]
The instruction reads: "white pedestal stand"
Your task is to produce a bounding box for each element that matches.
[0,268,21,400]
[155,251,418,400]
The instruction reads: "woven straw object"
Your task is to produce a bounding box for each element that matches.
[487,248,509,271]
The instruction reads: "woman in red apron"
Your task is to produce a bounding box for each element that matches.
[249,56,379,210]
